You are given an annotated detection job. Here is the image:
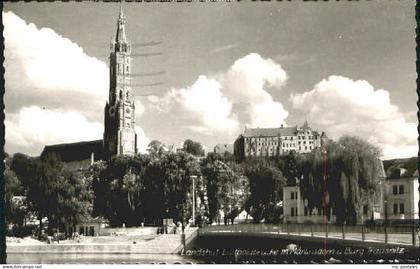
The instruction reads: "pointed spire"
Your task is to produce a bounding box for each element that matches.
[119,1,124,20]
[115,2,127,44]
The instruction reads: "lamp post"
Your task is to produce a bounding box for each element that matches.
[191,175,197,227]
[383,180,389,243]
[321,146,328,240]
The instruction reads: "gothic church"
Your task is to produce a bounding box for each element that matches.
[41,7,137,170]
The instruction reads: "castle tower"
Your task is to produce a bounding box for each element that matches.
[104,6,137,157]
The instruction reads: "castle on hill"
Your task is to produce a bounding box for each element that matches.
[233,121,328,159]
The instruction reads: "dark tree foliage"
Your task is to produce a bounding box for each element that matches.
[11,153,54,238]
[92,151,201,228]
[182,139,205,156]
[159,151,201,228]
[92,155,149,227]
[299,136,382,224]
[11,153,93,237]
[201,153,248,225]
[243,158,286,223]
[4,154,25,228]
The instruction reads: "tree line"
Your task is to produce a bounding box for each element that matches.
[5,136,383,238]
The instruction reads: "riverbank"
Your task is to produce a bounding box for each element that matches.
[6,228,198,254]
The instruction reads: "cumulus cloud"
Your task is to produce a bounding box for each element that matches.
[150,53,289,135]
[5,106,150,156]
[3,11,108,120]
[221,53,289,127]
[290,75,417,159]
[151,76,239,133]
[5,106,103,155]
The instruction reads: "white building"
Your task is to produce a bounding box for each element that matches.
[282,185,336,224]
[381,165,419,221]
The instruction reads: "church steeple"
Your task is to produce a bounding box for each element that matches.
[115,4,127,44]
[103,5,137,157]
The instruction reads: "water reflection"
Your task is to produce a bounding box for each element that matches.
[7,253,197,264]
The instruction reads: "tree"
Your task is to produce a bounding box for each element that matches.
[59,169,94,236]
[147,140,166,158]
[11,153,52,239]
[4,154,25,229]
[298,136,382,224]
[160,151,201,230]
[92,155,149,227]
[200,153,248,224]
[244,159,286,223]
[11,153,94,238]
[183,139,205,156]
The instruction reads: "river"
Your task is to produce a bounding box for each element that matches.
[7,253,197,264]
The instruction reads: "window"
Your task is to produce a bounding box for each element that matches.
[291,207,295,217]
[393,203,398,215]
[399,185,404,194]
[399,203,405,214]
[304,207,308,216]
[392,185,398,195]
[291,192,295,200]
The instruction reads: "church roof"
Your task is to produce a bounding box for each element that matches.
[243,126,298,138]
[41,140,105,163]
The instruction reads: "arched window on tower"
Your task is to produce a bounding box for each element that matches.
[126,91,129,99]
[119,90,123,99]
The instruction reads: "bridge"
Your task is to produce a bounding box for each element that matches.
[194,223,420,250]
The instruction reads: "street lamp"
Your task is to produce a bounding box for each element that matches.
[191,175,197,227]
[383,180,389,243]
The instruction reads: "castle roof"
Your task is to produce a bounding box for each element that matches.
[41,140,105,163]
[243,126,298,138]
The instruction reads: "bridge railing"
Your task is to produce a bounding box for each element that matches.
[199,222,418,246]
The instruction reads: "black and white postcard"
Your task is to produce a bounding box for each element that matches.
[2,0,419,265]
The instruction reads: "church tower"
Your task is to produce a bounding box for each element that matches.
[104,6,137,157]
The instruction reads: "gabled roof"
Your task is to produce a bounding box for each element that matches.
[383,157,418,179]
[243,126,298,138]
[41,140,105,163]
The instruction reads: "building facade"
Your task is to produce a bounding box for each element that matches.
[103,7,137,157]
[381,164,419,221]
[234,121,326,158]
[282,185,336,224]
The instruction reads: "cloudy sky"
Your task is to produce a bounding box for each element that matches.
[3,1,417,159]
